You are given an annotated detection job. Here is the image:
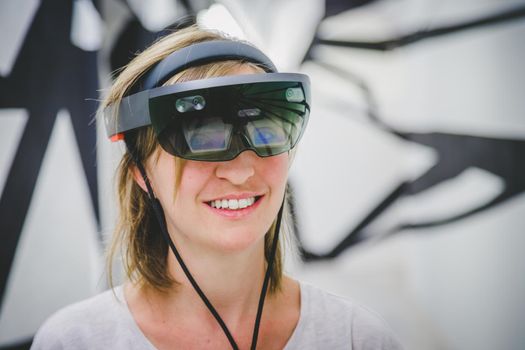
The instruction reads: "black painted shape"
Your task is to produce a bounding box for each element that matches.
[109,18,160,74]
[0,338,32,350]
[299,62,525,261]
[179,0,196,14]
[0,0,99,310]
[109,16,197,75]
[299,182,409,260]
[316,5,525,51]
[324,0,377,18]
[394,132,525,227]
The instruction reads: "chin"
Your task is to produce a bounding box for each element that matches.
[208,228,266,254]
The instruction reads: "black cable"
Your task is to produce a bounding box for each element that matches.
[130,154,239,349]
[150,197,241,349]
[250,198,284,350]
[128,146,284,350]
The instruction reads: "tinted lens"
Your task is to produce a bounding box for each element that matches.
[150,79,309,161]
[183,116,232,153]
[246,118,288,147]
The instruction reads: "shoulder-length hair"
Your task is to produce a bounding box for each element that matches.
[102,25,295,293]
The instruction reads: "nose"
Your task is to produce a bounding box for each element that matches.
[215,150,257,185]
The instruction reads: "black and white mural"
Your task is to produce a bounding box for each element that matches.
[288,2,525,349]
[0,1,524,349]
[0,1,102,348]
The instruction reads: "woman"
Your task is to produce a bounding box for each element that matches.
[32,26,403,349]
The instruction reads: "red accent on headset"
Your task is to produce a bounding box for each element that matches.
[110,133,125,142]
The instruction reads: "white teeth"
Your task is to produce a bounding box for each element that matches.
[239,199,248,208]
[228,199,239,209]
[209,197,257,210]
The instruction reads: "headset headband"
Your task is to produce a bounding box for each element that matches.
[105,40,285,139]
[135,40,277,93]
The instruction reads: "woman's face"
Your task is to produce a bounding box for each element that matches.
[142,66,289,254]
[139,66,289,253]
[147,149,289,254]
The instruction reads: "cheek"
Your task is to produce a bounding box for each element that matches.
[174,161,215,200]
[259,153,289,190]
[148,155,176,200]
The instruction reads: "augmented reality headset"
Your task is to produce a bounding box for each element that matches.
[103,40,311,161]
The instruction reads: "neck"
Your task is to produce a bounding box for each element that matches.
[164,233,268,326]
[124,233,300,350]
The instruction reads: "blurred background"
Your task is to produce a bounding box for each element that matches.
[1,0,524,349]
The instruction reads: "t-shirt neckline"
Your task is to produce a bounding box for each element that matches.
[115,281,308,349]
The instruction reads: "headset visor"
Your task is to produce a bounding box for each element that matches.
[105,73,310,161]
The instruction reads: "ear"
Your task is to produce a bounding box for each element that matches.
[132,165,149,193]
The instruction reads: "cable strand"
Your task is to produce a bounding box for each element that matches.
[250,197,284,350]
[127,144,284,350]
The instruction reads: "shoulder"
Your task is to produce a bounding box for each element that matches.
[31,287,151,350]
[348,301,404,350]
[286,282,403,350]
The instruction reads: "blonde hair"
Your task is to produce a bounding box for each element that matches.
[103,25,290,293]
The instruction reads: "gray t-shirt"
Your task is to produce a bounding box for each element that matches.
[31,282,403,349]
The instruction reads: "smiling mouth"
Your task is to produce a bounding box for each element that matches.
[207,196,262,210]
